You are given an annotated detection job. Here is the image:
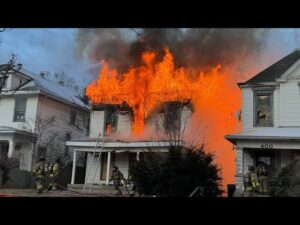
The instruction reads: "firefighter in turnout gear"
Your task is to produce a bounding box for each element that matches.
[110,166,125,196]
[256,161,268,194]
[244,165,259,197]
[48,158,61,191]
[33,157,47,193]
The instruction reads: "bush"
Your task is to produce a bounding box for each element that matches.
[130,145,223,197]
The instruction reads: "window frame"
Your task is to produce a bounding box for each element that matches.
[253,87,274,127]
[70,110,77,125]
[13,97,27,122]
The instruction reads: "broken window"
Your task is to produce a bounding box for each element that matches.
[13,97,27,122]
[104,105,118,136]
[255,92,273,127]
[164,101,182,133]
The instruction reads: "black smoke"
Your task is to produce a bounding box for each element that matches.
[75,28,270,75]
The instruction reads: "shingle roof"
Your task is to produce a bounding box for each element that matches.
[0,65,89,110]
[240,49,300,85]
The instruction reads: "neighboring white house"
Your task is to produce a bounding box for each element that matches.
[66,101,192,186]
[225,49,300,195]
[0,64,89,187]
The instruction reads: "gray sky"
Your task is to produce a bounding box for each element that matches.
[1,28,300,89]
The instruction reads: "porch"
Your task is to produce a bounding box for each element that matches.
[66,139,179,186]
[225,128,300,196]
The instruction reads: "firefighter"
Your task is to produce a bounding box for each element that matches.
[256,161,268,194]
[244,165,259,197]
[110,166,125,196]
[33,157,47,193]
[48,158,61,191]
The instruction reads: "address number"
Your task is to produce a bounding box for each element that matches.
[261,144,273,149]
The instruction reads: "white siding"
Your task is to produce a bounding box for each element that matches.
[273,87,280,127]
[243,149,254,174]
[19,142,34,171]
[280,81,300,126]
[242,88,253,130]
[0,96,38,130]
[85,153,101,183]
[115,153,129,179]
[117,112,132,136]
[235,148,244,191]
[90,111,105,138]
[181,106,192,133]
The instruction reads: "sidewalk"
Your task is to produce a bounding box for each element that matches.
[0,188,114,197]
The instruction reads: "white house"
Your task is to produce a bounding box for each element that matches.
[225,49,300,195]
[0,64,89,187]
[66,101,192,187]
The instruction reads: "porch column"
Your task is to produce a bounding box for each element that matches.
[71,150,77,185]
[136,152,140,161]
[7,139,15,158]
[235,146,244,192]
[106,151,111,185]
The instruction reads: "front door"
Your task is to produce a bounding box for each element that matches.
[100,152,115,181]
[254,150,280,179]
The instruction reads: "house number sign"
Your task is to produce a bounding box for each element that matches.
[260,144,273,149]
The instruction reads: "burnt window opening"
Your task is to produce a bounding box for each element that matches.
[104,105,118,136]
[164,101,182,133]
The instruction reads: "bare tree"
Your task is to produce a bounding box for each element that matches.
[21,115,63,164]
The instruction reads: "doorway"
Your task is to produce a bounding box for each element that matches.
[100,152,115,181]
[253,150,281,179]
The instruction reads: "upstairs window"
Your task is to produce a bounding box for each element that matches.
[70,111,76,125]
[104,105,118,136]
[13,97,27,122]
[254,90,273,127]
[164,101,182,133]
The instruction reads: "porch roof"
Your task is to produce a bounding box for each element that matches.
[225,127,300,144]
[0,126,37,137]
[66,138,184,150]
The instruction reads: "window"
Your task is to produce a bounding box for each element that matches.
[164,101,182,132]
[254,90,273,127]
[70,111,76,125]
[65,133,71,157]
[13,97,27,122]
[104,105,118,136]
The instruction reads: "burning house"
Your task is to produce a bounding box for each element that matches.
[66,48,202,188]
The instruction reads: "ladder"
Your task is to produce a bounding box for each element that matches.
[82,132,105,193]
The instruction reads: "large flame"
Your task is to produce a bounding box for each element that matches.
[86,47,240,190]
[86,48,223,134]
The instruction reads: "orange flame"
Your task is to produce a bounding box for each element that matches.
[86,48,222,134]
[105,124,112,136]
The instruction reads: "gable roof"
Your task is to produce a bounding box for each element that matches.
[239,49,300,86]
[0,64,89,110]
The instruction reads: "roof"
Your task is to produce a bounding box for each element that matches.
[225,127,300,144]
[240,50,300,85]
[0,64,89,110]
